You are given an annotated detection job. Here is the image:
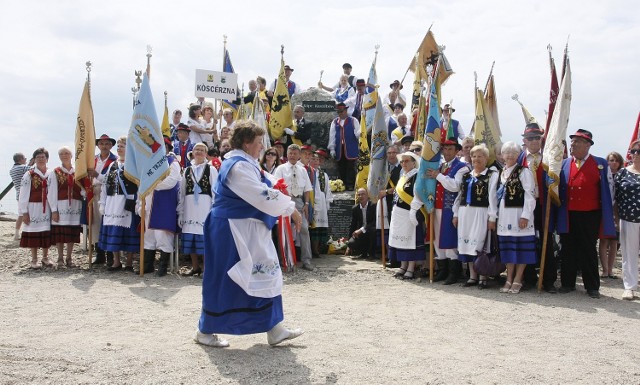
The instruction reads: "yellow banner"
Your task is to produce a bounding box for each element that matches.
[74,80,96,182]
[268,57,292,140]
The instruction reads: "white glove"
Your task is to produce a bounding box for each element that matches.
[135,199,141,216]
[178,215,184,227]
[284,128,295,135]
[409,209,418,227]
[330,150,336,158]
[99,206,105,216]
[80,189,87,199]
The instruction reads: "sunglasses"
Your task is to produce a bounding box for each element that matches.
[526,136,542,141]
[630,149,640,155]
[266,152,277,156]
[400,159,415,164]
[411,148,422,153]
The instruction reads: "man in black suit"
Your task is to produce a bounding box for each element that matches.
[282,105,312,150]
[347,188,377,259]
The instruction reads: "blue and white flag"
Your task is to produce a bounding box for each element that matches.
[415,77,442,213]
[124,73,169,199]
[367,92,389,201]
[363,57,378,130]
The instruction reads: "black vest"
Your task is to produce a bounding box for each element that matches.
[394,173,417,210]
[501,165,525,208]
[460,170,493,208]
[105,164,138,196]
[184,164,213,197]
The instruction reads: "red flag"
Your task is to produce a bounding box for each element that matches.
[626,112,640,165]
[543,47,559,144]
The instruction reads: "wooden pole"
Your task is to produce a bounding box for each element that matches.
[379,200,387,269]
[537,187,553,292]
[139,198,146,277]
[429,211,435,283]
[87,193,93,267]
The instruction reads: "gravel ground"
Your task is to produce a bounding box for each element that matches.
[0,216,639,385]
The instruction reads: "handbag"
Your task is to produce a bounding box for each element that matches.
[473,230,505,276]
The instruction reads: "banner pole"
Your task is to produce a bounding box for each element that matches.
[139,198,146,277]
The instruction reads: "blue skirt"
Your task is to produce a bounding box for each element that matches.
[498,235,537,264]
[458,253,477,263]
[198,214,283,335]
[388,246,426,262]
[99,217,141,253]
[182,233,205,255]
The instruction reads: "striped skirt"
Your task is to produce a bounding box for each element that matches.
[50,225,81,244]
[99,218,141,253]
[20,231,51,248]
[181,233,205,255]
[498,235,537,264]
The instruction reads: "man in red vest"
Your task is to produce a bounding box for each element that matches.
[557,129,615,298]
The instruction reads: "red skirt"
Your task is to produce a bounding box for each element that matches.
[20,231,52,248]
[50,225,81,244]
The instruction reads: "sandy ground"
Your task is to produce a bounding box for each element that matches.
[0,215,639,385]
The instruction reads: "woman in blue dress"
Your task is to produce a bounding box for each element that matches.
[195,120,304,348]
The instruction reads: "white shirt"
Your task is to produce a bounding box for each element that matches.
[273,162,312,197]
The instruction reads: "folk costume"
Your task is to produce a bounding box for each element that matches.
[328,114,360,190]
[453,168,499,262]
[47,166,83,244]
[496,164,537,264]
[98,161,140,253]
[557,145,615,294]
[142,153,181,275]
[198,149,296,335]
[18,168,52,248]
[431,156,470,283]
[388,168,427,262]
[178,161,219,255]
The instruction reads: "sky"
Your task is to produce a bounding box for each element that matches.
[0,0,639,210]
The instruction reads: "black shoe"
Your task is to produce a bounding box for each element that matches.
[587,290,600,299]
[543,284,557,294]
[156,252,170,277]
[107,265,122,271]
[558,286,576,294]
[123,265,134,272]
[184,267,202,276]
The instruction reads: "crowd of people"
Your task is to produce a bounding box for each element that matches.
[7,65,639,306]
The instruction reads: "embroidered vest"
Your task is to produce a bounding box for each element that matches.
[54,167,82,201]
[460,170,493,208]
[185,164,213,197]
[105,164,137,196]
[28,170,47,203]
[501,165,525,208]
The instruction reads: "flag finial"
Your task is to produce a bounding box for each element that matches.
[85,60,92,82]
[280,45,284,56]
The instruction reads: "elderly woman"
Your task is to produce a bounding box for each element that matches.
[47,146,83,268]
[453,143,498,289]
[388,150,426,280]
[496,142,536,294]
[178,143,219,276]
[459,137,474,163]
[195,120,304,348]
[600,151,624,278]
[98,136,140,271]
[615,140,640,300]
[260,146,281,174]
[19,147,53,269]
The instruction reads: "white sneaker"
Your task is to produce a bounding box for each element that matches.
[622,289,635,301]
[194,330,229,347]
[267,325,304,346]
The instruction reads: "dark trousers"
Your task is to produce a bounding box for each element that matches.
[347,231,376,258]
[525,200,558,287]
[560,210,601,291]
[337,157,356,190]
